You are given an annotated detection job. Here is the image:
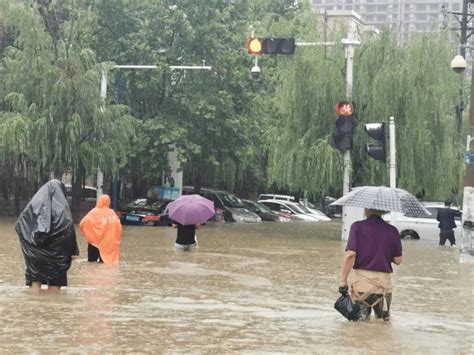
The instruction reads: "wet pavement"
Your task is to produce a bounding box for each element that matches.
[0,218,472,353]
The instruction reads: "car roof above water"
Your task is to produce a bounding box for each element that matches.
[258,194,296,202]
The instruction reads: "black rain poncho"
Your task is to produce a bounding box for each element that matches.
[15,179,79,284]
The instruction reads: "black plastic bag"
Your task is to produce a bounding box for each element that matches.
[334,286,360,321]
[15,179,79,283]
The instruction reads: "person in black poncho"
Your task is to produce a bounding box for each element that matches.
[15,179,79,292]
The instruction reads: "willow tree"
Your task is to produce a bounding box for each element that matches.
[353,31,464,200]
[92,0,264,196]
[262,7,347,201]
[265,22,465,202]
[0,0,136,216]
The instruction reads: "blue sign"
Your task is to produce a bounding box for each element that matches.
[466,151,473,165]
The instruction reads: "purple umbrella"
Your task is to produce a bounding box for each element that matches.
[168,194,215,225]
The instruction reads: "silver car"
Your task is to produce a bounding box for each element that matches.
[258,200,322,222]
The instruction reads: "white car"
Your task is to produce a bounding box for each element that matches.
[258,194,296,202]
[258,200,322,222]
[386,202,462,241]
[298,201,331,221]
[259,194,331,221]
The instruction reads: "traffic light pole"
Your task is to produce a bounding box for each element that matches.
[389,117,396,188]
[342,34,359,195]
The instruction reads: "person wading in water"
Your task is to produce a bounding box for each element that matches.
[341,208,402,321]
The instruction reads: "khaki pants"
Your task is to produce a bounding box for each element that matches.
[351,269,392,321]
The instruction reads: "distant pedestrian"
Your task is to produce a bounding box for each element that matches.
[437,200,462,246]
[172,222,200,251]
[341,208,402,321]
[15,180,79,292]
[80,194,122,264]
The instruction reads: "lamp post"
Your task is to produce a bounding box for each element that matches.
[447,1,474,260]
[445,0,474,132]
[459,60,474,260]
[450,54,474,259]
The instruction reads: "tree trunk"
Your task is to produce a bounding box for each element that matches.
[194,165,202,194]
[71,163,85,223]
[14,176,21,217]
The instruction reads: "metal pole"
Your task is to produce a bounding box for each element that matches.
[342,32,355,196]
[460,0,468,59]
[111,73,122,210]
[97,68,107,197]
[340,32,358,241]
[460,64,474,260]
[389,117,396,188]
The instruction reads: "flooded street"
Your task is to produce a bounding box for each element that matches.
[0,218,472,354]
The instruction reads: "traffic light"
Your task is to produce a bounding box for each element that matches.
[262,38,295,54]
[364,123,386,161]
[246,38,263,56]
[246,37,295,55]
[333,102,356,151]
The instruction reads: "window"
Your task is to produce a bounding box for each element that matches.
[215,192,244,208]
[203,192,224,209]
[261,201,281,211]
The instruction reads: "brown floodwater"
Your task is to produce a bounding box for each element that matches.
[0,217,472,354]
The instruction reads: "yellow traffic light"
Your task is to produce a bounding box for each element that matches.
[246,38,263,56]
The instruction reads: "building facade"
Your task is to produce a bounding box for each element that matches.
[311,0,463,35]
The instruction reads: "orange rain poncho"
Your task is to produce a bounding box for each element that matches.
[79,195,122,264]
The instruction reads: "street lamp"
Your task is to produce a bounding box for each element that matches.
[450,54,467,132]
[450,54,467,73]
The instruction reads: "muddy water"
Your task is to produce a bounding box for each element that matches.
[0,218,472,354]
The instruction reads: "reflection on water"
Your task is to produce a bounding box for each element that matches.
[0,218,472,353]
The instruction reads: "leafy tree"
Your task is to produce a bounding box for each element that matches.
[92,0,262,195]
[0,0,136,217]
[265,24,465,202]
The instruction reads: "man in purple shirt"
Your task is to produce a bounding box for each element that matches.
[341,209,402,321]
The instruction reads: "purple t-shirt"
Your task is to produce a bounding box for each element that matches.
[346,215,402,273]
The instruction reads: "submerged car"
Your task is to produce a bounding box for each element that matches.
[258,194,296,202]
[242,199,290,222]
[258,200,321,222]
[182,186,261,223]
[298,201,331,221]
[116,198,172,226]
[324,196,342,218]
[386,202,462,241]
[65,184,97,202]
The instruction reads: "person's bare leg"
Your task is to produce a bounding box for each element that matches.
[47,286,61,293]
[30,281,42,292]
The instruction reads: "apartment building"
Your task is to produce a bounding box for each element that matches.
[311,0,463,35]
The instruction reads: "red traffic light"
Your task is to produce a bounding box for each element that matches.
[246,38,263,56]
[333,101,356,151]
[335,102,354,117]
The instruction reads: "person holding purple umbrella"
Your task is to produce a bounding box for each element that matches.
[167,194,214,252]
[172,222,201,251]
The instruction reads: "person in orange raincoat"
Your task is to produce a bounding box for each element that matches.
[79,195,122,264]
